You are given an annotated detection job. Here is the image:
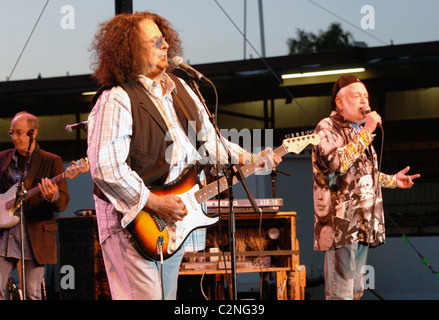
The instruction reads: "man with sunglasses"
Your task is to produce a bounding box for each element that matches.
[0,111,70,299]
[87,11,281,300]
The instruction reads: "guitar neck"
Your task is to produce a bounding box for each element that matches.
[6,172,65,210]
[194,145,287,204]
[25,172,65,199]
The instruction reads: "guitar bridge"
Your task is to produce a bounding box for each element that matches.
[152,214,167,232]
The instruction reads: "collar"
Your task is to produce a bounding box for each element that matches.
[12,142,39,163]
[138,73,176,97]
[329,111,361,129]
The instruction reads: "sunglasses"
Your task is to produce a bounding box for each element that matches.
[147,36,167,49]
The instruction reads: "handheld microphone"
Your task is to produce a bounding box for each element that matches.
[26,129,35,137]
[361,106,382,128]
[65,120,88,132]
[170,56,211,83]
[361,106,371,115]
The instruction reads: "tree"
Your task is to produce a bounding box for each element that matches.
[287,22,355,55]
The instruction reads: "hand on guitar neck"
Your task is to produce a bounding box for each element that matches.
[245,147,283,174]
[38,177,59,202]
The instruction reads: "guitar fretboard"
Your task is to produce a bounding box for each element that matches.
[5,172,66,210]
[194,145,287,204]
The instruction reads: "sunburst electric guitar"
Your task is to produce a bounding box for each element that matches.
[126,134,320,261]
[0,158,89,229]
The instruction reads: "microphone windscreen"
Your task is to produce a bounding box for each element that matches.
[170,56,184,69]
[361,106,371,115]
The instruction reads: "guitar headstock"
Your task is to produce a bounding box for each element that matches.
[283,132,320,154]
[65,158,90,180]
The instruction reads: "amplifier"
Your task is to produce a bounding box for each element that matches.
[58,216,111,300]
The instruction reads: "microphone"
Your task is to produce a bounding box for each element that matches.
[26,129,35,137]
[170,56,211,83]
[361,106,371,115]
[65,120,88,132]
[361,106,382,128]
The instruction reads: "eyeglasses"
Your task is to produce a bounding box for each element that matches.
[8,130,32,137]
[8,130,24,137]
[146,36,167,49]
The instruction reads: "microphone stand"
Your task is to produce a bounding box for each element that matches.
[15,132,34,300]
[189,78,262,300]
[270,168,292,198]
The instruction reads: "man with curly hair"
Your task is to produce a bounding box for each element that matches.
[87,11,280,300]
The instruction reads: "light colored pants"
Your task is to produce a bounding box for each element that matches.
[324,242,368,300]
[0,257,45,300]
[101,228,183,300]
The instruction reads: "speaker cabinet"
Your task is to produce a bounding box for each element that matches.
[57,216,111,300]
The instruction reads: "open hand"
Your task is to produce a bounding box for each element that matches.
[395,166,420,189]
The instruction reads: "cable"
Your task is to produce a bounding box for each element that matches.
[188,69,232,300]
[213,0,390,125]
[306,0,389,46]
[0,0,50,96]
[257,207,264,299]
[214,1,314,299]
[364,124,385,299]
[200,249,209,300]
[160,252,164,300]
[386,210,439,280]
[156,237,165,300]
[365,124,439,299]
[213,0,314,125]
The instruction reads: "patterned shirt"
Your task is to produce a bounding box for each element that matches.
[312,111,396,251]
[87,73,244,252]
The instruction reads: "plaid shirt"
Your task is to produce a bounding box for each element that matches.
[87,73,243,252]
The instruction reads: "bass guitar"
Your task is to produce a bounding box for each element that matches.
[126,134,320,261]
[0,158,89,229]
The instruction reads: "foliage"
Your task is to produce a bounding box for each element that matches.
[287,22,355,55]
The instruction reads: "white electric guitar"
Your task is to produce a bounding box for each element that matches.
[0,158,89,229]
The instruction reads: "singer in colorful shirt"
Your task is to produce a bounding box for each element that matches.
[312,74,420,299]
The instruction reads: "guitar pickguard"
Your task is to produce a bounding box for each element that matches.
[167,184,219,255]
